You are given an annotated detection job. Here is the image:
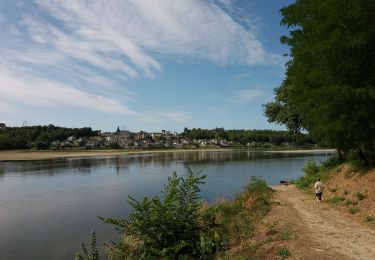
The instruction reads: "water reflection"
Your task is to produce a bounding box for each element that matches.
[0,150,332,260]
[0,150,329,177]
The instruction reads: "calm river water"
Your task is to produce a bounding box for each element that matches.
[0,150,332,259]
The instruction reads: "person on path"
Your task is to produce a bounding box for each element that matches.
[314,178,324,203]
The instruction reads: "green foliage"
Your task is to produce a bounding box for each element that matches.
[75,231,101,260]
[279,225,293,241]
[330,196,345,205]
[0,124,98,150]
[243,176,273,215]
[214,176,273,248]
[349,207,360,214]
[277,247,291,259]
[76,174,274,259]
[294,158,341,188]
[366,215,375,223]
[263,84,303,135]
[182,128,313,146]
[99,169,221,259]
[355,192,367,201]
[265,0,375,164]
[294,160,320,188]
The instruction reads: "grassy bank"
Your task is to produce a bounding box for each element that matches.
[292,158,375,225]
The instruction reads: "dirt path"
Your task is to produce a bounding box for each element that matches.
[272,185,375,260]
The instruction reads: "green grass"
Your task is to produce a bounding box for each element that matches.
[279,225,294,241]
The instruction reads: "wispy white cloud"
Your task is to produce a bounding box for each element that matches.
[8,0,270,74]
[0,64,134,115]
[0,0,278,124]
[233,89,263,102]
[139,110,191,124]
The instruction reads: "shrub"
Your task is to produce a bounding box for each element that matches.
[330,195,345,205]
[344,190,349,195]
[213,176,273,253]
[99,169,222,259]
[349,207,360,214]
[78,174,274,259]
[294,157,341,189]
[355,192,367,201]
[75,231,101,260]
[277,247,291,259]
[366,215,375,223]
[294,160,320,188]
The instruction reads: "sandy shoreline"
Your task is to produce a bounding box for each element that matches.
[0,148,336,162]
[266,149,336,154]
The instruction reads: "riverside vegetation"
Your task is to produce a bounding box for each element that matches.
[264,0,375,165]
[75,169,274,259]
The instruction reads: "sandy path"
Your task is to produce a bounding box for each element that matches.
[273,185,375,260]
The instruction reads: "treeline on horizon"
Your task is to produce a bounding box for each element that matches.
[0,125,98,150]
[0,124,314,150]
[181,127,313,145]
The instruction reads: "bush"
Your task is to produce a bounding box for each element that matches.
[294,157,341,189]
[277,247,291,259]
[99,169,221,259]
[78,174,274,259]
[366,215,375,223]
[355,192,367,201]
[214,176,273,251]
[349,207,360,214]
[294,160,320,188]
[75,231,101,260]
[330,195,345,205]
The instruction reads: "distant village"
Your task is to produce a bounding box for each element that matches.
[50,126,231,150]
[0,123,304,150]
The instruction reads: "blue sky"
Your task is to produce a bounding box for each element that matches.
[0,0,294,132]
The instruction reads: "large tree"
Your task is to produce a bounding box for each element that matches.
[264,0,375,163]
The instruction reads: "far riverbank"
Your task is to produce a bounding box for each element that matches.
[0,148,335,161]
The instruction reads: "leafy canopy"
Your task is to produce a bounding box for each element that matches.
[264,0,375,163]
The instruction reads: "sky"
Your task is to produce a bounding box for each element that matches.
[0,0,294,132]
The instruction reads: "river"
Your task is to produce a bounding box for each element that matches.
[0,150,332,259]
